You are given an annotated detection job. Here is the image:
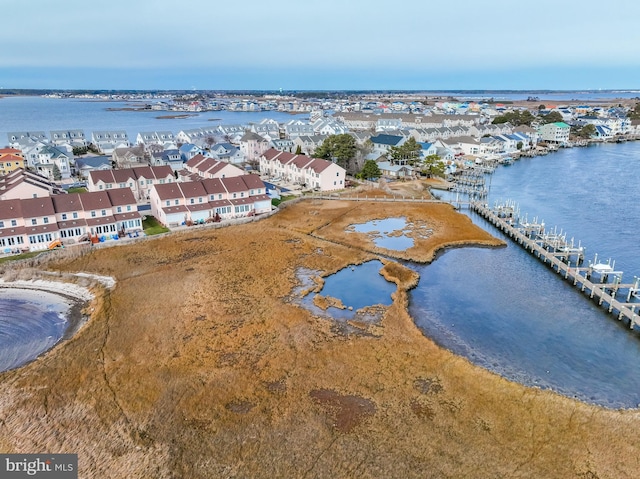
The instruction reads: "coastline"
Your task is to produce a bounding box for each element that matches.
[0,277,101,366]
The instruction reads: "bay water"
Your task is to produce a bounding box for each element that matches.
[412,142,640,408]
[0,289,72,372]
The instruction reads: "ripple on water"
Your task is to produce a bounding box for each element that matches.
[0,289,73,372]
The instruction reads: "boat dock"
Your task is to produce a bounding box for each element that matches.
[472,201,640,330]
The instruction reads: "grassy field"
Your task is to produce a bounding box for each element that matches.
[1,182,639,478]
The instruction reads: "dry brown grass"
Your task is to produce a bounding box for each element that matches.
[1,190,640,478]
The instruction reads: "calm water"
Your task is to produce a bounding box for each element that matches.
[350,217,414,250]
[298,260,396,320]
[411,141,640,408]
[0,289,71,373]
[0,96,307,143]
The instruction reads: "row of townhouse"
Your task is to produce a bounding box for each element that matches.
[259,149,346,191]
[0,188,142,253]
[149,175,271,227]
[0,168,65,200]
[333,112,480,131]
[87,165,175,201]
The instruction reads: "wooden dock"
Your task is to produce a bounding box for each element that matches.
[472,202,640,330]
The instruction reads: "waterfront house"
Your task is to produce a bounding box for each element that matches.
[537,122,570,144]
[50,130,87,147]
[136,131,176,149]
[176,127,218,146]
[259,148,346,191]
[149,175,271,227]
[446,136,482,156]
[0,148,26,175]
[376,160,415,179]
[7,131,48,149]
[91,131,130,154]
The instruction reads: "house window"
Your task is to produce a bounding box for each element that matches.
[127,205,131,211]
[61,214,67,220]
[72,212,78,219]
[99,185,103,190]
[31,219,37,225]
[116,206,122,213]
[166,200,170,206]
[233,193,237,198]
[190,198,195,204]
[174,199,179,205]
[43,217,49,224]
[101,209,106,216]
[91,211,96,217]
[0,221,3,228]
[218,194,222,199]
[198,197,203,203]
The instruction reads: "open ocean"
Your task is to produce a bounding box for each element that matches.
[2,95,640,408]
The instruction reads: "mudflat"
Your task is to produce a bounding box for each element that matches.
[1,189,639,478]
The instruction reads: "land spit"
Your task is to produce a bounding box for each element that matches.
[1,188,639,478]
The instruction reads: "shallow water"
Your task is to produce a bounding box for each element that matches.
[350,217,414,250]
[0,289,72,373]
[298,260,396,320]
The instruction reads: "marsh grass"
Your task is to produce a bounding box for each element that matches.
[1,185,639,478]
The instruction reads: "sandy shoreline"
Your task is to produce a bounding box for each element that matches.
[0,275,112,351]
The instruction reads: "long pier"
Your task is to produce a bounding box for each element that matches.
[472,202,640,331]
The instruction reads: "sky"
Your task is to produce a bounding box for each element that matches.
[1,0,640,91]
